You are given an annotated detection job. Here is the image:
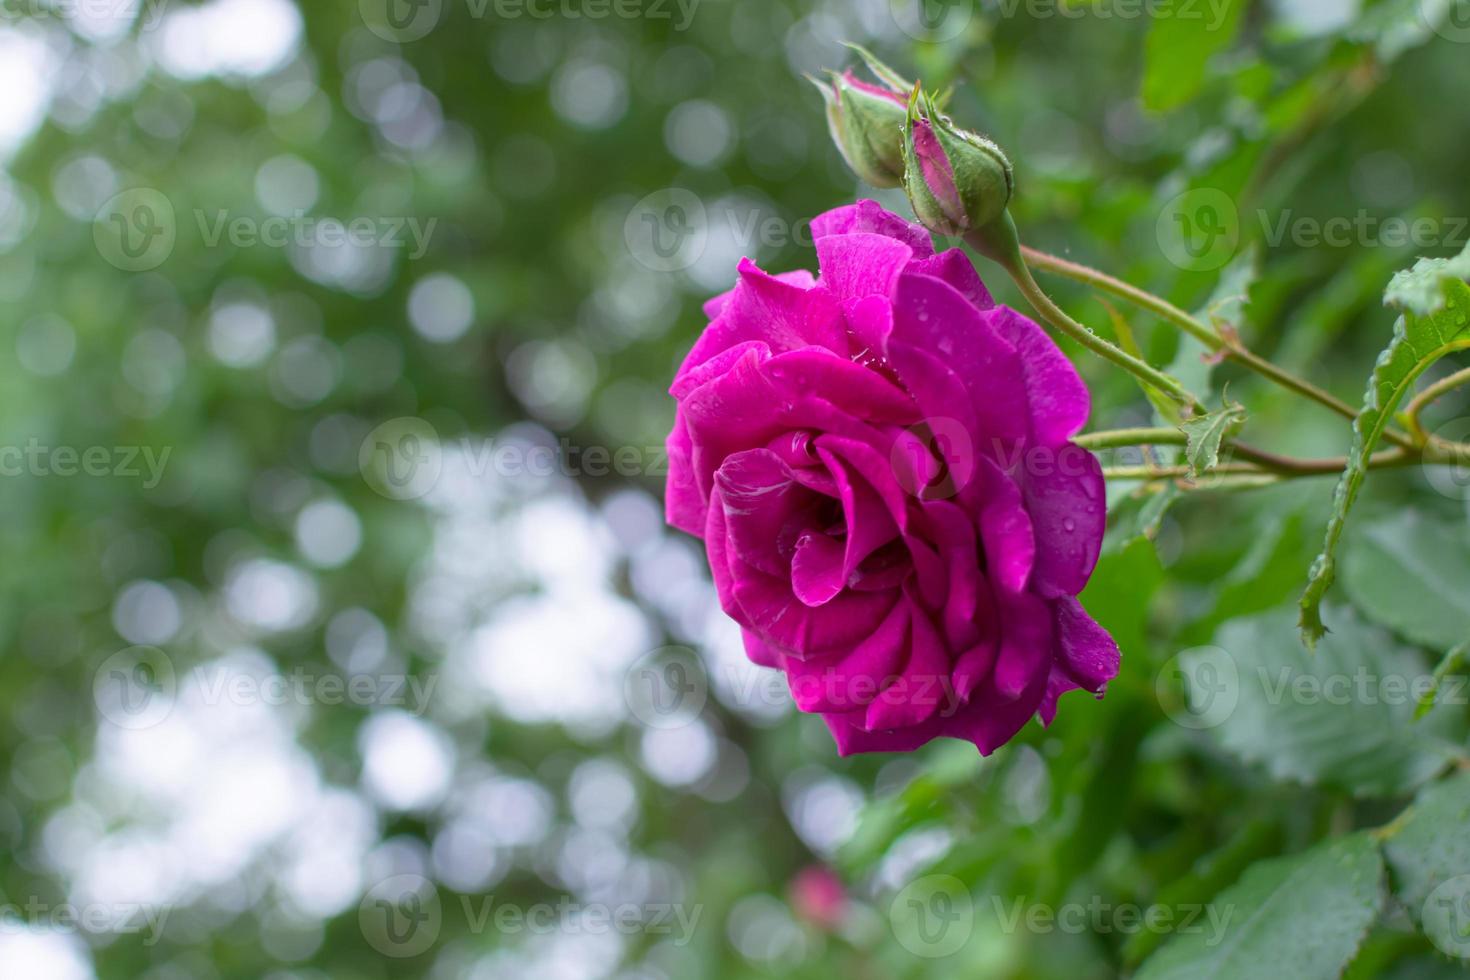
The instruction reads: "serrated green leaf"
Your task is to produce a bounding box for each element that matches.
[1141,0,1249,112]
[1135,832,1384,980]
[1300,275,1470,645]
[1190,607,1462,797]
[1342,511,1470,650]
[1382,771,1470,953]
[1179,402,1247,478]
[1385,241,1470,317]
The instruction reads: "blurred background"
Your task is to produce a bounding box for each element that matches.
[1,0,1468,977]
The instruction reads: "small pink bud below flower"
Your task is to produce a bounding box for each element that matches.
[789,865,847,931]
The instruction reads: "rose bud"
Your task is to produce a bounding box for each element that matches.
[789,865,847,931]
[902,89,1014,237]
[809,59,911,189]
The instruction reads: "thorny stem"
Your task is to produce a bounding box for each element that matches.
[1016,246,1426,448]
[969,223,1470,486]
[1083,426,1470,488]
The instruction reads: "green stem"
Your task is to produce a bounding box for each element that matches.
[1404,365,1470,443]
[1100,447,1419,483]
[1075,427,1410,476]
[1416,640,1470,720]
[1018,245,1420,451]
[966,220,1203,414]
[1074,427,1186,450]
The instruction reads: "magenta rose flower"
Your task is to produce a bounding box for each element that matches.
[665,200,1119,756]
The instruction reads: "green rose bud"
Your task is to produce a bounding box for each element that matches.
[807,47,915,188]
[902,89,1013,237]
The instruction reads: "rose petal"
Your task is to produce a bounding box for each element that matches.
[908,247,994,310]
[1019,443,1105,598]
[890,271,1030,449]
[816,232,913,301]
[865,599,953,730]
[742,631,784,669]
[975,456,1035,594]
[791,531,847,607]
[680,260,846,378]
[990,590,1055,701]
[917,498,983,648]
[715,449,824,578]
[704,269,815,321]
[810,200,934,257]
[1053,595,1120,693]
[987,305,1091,445]
[782,600,909,713]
